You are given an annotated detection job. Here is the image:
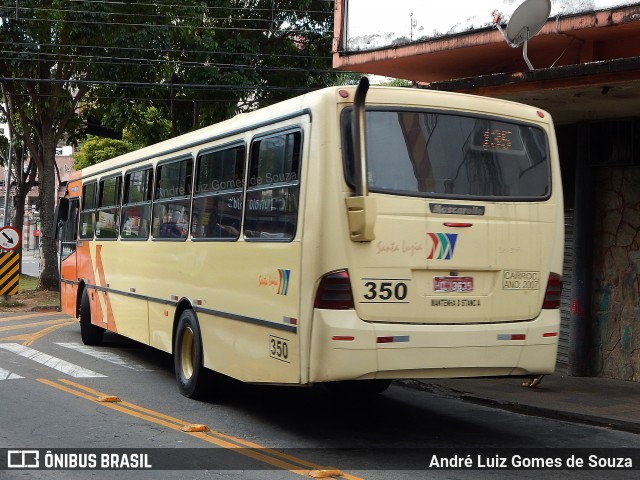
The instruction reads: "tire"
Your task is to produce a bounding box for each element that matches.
[79,289,105,346]
[174,309,206,398]
[324,379,392,396]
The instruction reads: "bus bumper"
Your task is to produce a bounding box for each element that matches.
[308,309,560,383]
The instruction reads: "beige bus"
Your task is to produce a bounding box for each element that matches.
[56,79,564,398]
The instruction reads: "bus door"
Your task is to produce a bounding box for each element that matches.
[56,196,80,316]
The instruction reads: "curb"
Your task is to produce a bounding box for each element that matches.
[30,306,61,313]
[398,380,640,435]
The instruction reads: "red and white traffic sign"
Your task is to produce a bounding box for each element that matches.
[0,226,21,251]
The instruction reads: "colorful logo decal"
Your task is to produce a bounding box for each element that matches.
[258,269,291,295]
[277,269,291,296]
[427,233,458,260]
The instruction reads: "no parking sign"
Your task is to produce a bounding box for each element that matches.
[0,226,21,296]
[0,226,21,251]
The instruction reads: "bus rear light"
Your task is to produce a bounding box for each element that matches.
[542,273,562,309]
[444,222,473,228]
[314,270,354,310]
[543,332,558,337]
[332,336,355,341]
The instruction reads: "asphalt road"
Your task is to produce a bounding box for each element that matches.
[1,311,639,479]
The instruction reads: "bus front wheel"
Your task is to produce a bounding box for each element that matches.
[79,289,105,346]
[174,309,205,398]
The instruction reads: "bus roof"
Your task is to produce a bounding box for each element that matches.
[72,84,553,180]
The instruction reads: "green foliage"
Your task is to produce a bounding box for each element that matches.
[73,136,137,169]
[121,106,172,148]
[0,0,342,288]
[86,0,342,137]
[379,78,414,87]
[0,134,8,167]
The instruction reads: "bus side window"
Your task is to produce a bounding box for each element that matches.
[121,167,153,240]
[79,181,97,240]
[192,144,245,241]
[152,157,192,240]
[95,175,122,239]
[245,130,301,242]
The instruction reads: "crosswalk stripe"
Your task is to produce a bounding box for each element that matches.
[0,367,23,380]
[0,343,106,378]
[55,343,152,371]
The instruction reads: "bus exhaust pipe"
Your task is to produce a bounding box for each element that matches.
[345,77,376,242]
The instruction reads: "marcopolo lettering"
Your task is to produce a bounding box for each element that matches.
[429,203,485,216]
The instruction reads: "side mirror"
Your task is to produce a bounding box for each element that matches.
[346,77,376,242]
[53,197,70,239]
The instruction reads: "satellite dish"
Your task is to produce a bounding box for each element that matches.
[506,0,551,47]
[492,0,550,70]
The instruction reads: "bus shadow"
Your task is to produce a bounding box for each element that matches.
[198,377,531,448]
[97,331,531,448]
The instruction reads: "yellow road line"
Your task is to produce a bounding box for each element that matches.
[0,334,31,342]
[0,312,67,323]
[58,379,350,475]
[23,320,77,346]
[40,378,362,479]
[0,318,72,333]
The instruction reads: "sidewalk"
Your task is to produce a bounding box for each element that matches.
[405,369,640,433]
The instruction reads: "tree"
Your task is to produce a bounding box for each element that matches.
[234,0,339,108]
[0,111,36,240]
[89,1,342,138]
[0,0,340,290]
[0,0,190,289]
[73,136,137,170]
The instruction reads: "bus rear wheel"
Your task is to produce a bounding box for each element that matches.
[174,309,205,398]
[79,289,104,346]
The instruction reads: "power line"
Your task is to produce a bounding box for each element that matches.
[0,40,333,61]
[0,76,318,92]
[63,0,333,16]
[0,90,289,106]
[0,13,331,34]
[0,5,333,27]
[0,50,336,74]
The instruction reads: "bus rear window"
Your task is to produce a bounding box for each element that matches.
[342,109,551,200]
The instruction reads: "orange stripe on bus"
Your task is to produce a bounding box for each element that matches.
[95,245,117,333]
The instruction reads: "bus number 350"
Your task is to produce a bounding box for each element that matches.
[362,280,409,303]
[269,336,290,362]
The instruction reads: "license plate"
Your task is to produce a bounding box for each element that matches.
[433,276,474,293]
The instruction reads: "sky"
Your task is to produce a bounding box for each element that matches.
[346,0,638,46]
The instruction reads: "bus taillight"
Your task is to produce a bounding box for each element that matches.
[314,270,355,310]
[542,273,562,309]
